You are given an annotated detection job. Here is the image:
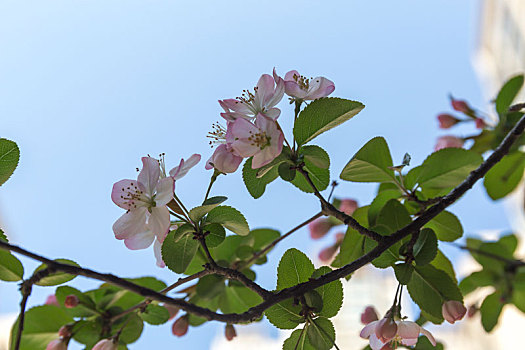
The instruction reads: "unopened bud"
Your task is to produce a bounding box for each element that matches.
[450,97,471,114]
[339,199,358,215]
[225,324,237,341]
[45,295,59,307]
[46,339,67,350]
[375,317,397,343]
[308,218,333,239]
[172,315,189,337]
[58,326,72,338]
[163,304,180,320]
[360,306,379,324]
[475,118,486,129]
[437,113,460,129]
[467,304,478,318]
[318,245,338,262]
[64,295,79,308]
[442,300,467,324]
[92,339,118,350]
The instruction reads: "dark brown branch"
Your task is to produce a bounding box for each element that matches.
[240,212,323,268]
[206,264,273,300]
[3,113,525,325]
[296,167,383,241]
[452,243,525,267]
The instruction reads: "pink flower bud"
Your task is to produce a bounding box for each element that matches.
[437,113,460,129]
[375,317,397,343]
[339,199,358,215]
[92,339,118,350]
[58,326,71,338]
[163,304,180,320]
[360,306,379,324]
[45,295,59,306]
[172,316,189,337]
[225,324,237,341]
[64,295,79,308]
[205,144,243,174]
[46,339,67,350]
[434,136,464,151]
[318,245,338,262]
[467,305,478,318]
[308,218,333,239]
[475,118,486,129]
[451,98,471,114]
[442,300,467,324]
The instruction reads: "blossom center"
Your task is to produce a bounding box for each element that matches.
[247,130,271,150]
[119,182,155,210]
[292,73,312,91]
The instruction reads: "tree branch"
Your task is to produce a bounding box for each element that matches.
[3,113,525,326]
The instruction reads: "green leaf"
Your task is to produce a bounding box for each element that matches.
[9,305,74,350]
[283,328,316,350]
[424,211,463,242]
[394,263,414,285]
[484,152,525,200]
[312,267,344,318]
[55,286,98,317]
[33,259,79,286]
[480,291,504,332]
[249,228,280,250]
[459,270,495,295]
[430,249,457,283]
[291,158,330,193]
[417,148,483,190]
[468,242,510,273]
[368,189,402,227]
[243,157,279,198]
[293,97,364,146]
[332,206,368,268]
[499,233,518,254]
[414,336,444,350]
[187,294,220,326]
[0,249,24,281]
[102,277,167,310]
[196,275,225,300]
[307,317,336,350]
[71,319,103,347]
[112,313,143,344]
[413,229,438,266]
[277,248,315,290]
[219,285,262,314]
[0,228,8,242]
[495,74,524,116]
[265,298,303,329]
[202,223,225,248]
[139,304,171,325]
[0,138,20,186]
[278,162,297,181]
[188,196,227,222]
[206,205,250,236]
[407,265,463,323]
[340,137,395,183]
[162,231,200,274]
[300,145,330,169]
[172,223,196,242]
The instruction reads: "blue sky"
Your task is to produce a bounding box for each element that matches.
[0,0,512,349]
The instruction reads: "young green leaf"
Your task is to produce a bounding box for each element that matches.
[484,152,525,200]
[300,145,330,169]
[202,223,226,248]
[278,162,296,181]
[242,157,279,198]
[265,298,304,329]
[394,263,414,285]
[293,97,364,146]
[162,231,200,274]
[34,259,79,286]
[291,158,330,192]
[332,206,369,268]
[340,137,395,183]
[495,74,524,116]
[480,291,504,332]
[206,205,249,236]
[112,313,144,344]
[0,138,20,187]
[218,285,262,314]
[424,211,463,242]
[283,328,316,350]
[413,228,438,266]
[277,248,315,290]
[312,266,344,318]
[188,196,227,222]
[307,317,336,350]
[0,249,24,282]
[139,304,171,325]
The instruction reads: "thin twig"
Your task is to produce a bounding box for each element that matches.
[451,243,525,267]
[240,212,323,269]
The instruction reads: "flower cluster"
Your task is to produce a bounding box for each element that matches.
[206,69,335,173]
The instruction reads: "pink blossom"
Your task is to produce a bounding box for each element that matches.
[434,136,464,151]
[437,113,460,129]
[46,339,67,350]
[361,306,379,324]
[64,295,79,308]
[92,339,118,350]
[169,154,201,181]
[45,295,59,306]
[112,157,174,250]
[339,199,358,215]
[319,232,345,262]
[172,316,189,337]
[308,218,333,239]
[225,324,237,341]
[205,143,243,174]
[442,300,467,324]
[280,70,335,100]
[219,72,284,121]
[360,318,436,350]
[230,114,284,169]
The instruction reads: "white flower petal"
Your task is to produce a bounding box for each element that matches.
[155,177,174,206]
[113,207,148,240]
[124,230,155,250]
[148,206,170,241]
[137,157,160,196]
